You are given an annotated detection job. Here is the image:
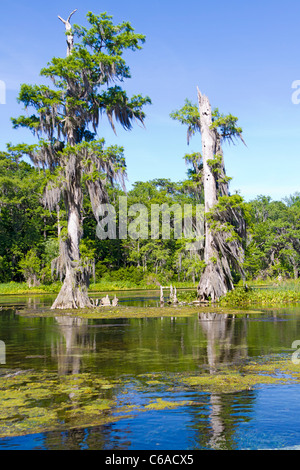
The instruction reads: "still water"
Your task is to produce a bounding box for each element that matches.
[0,291,300,450]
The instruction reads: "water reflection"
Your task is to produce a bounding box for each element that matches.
[1,301,300,449]
[198,312,228,449]
[198,312,248,371]
[46,311,255,449]
[195,312,248,449]
[53,317,92,375]
[0,289,166,310]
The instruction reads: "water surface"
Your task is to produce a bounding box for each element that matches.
[0,293,300,450]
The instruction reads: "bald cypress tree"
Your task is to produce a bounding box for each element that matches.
[11,10,151,309]
[171,89,248,301]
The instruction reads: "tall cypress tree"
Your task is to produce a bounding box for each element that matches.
[171,89,248,301]
[11,10,151,309]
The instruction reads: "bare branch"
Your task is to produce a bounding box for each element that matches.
[67,9,78,23]
[58,9,77,30]
[58,15,67,25]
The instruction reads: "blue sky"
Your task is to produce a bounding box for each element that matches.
[1,0,300,201]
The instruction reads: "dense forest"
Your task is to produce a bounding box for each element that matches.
[1,148,299,289]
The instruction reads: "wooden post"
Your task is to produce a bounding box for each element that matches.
[160,286,164,303]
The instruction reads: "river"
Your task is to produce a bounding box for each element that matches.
[0,291,300,450]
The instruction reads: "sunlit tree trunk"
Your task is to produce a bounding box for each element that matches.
[51,156,92,309]
[197,90,233,302]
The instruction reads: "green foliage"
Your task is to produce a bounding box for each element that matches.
[19,250,41,287]
[170,99,201,144]
[170,100,244,146]
[74,11,146,55]
[0,151,56,282]
[210,108,245,144]
[177,290,198,302]
[102,266,144,285]
[219,285,300,306]
[206,194,251,247]
[245,194,300,280]
[207,153,223,175]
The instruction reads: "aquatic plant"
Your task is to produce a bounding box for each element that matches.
[0,370,121,437]
[1,354,300,438]
[219,286,300,306]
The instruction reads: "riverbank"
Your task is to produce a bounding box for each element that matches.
[219,282,300,306]
[0,281,196,296]
[2,279,300,309]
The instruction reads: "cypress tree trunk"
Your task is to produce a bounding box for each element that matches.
[51,156,92,309]
[197,89,234,302]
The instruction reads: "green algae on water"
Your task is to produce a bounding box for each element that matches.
[1,355,300,438]
[144,398,194,410]
[177,356,300,393]
[16,305,263,320]
[0,370,121,438]
[178,371,286,393]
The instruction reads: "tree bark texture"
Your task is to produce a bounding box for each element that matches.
[196,89,234,302]
[51,156,92,309]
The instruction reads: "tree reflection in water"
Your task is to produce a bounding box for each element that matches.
[53,316,92,375]
[193,312,253,450]
[42,311,257,449]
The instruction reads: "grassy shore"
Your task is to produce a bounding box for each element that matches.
[0,282,61,296]
[219,279,300,306]
[0,280,196,296]
[89,280,196,292]
[1,278,300,308]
